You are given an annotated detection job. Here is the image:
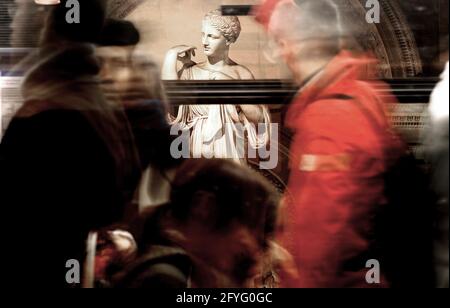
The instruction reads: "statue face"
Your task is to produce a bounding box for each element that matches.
[201,20,229,57]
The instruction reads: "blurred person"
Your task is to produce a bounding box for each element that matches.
[83,20,177,287]
[0,0,141,287]
[92,229,138,288]
[2,1,54,134]
[7,0,104,74]
[425,61,449,288]
[255,0,406,288]
[96,19,142,104]
[122,57,182,212]
[95,20,181,212]
[114,159,280,288]
[162,9,270,164]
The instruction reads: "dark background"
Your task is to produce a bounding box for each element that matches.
[397,0,449,76]
[0,0,12,47]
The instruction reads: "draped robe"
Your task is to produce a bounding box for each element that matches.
[172,65,271,164]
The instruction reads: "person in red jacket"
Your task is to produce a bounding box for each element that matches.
[254,0,404,287]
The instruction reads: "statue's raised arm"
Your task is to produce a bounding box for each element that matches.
[162,45,197,80]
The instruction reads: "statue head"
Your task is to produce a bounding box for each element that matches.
[201,9,241,57]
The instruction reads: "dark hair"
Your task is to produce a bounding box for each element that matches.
[97,19,141,47]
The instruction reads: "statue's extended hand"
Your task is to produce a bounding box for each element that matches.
[169,45,197,65]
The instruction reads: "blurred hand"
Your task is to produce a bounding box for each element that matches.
[270,242,300,288]
[107,230,137,261]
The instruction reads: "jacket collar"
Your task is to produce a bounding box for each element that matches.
[286,51,377,129]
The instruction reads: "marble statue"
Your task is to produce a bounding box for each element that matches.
[162,9,271,164]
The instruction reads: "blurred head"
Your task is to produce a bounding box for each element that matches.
[126,56,168,107]
[168,159,279,286]
[267,0,342,43]
[97,45,134,101]
[96,19,152,105]
[20,41,141,186]
[201,10,241,57]
[98,52,167,108]
[257,0,343,83]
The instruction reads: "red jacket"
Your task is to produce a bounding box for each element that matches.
[280,51,404,288]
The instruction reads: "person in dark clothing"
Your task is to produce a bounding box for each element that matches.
[425,62,449,288]
[95,19,181,214]
[88,23,184,284]
[96,21,174,171]
[1,0,140,287]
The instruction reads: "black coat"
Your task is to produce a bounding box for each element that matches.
[1,108,129,287]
